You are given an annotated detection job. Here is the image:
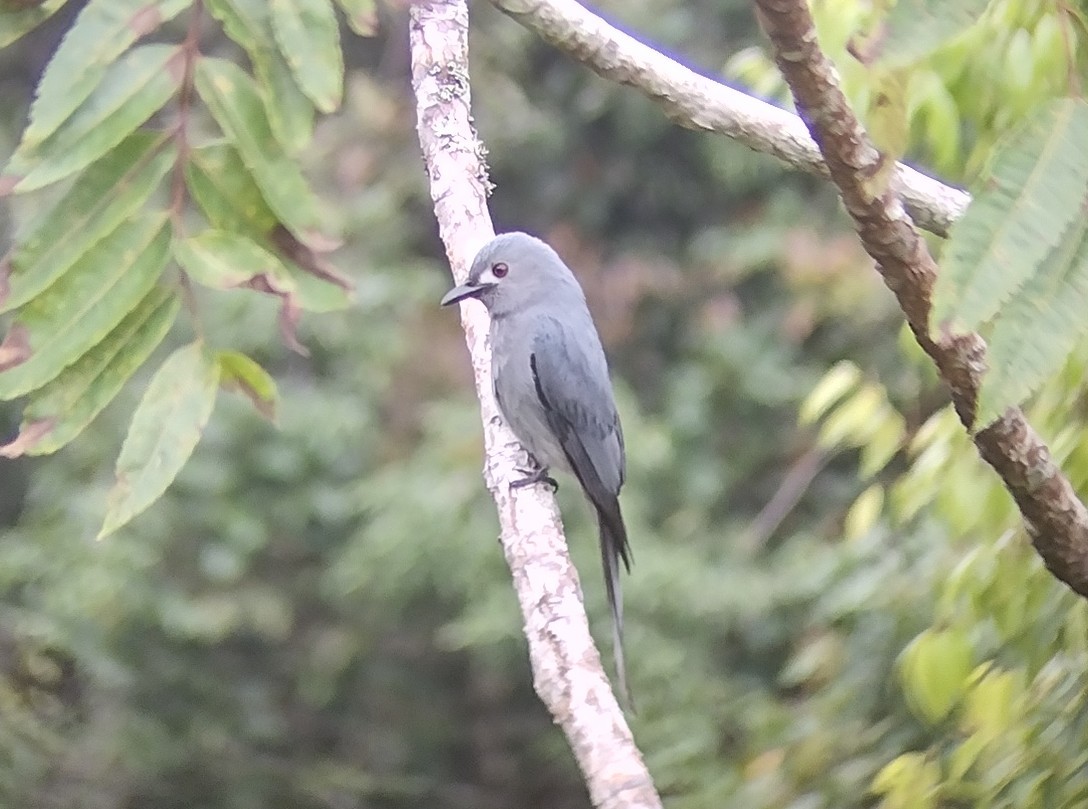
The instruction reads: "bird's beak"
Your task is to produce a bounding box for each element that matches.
[440,281,491,306]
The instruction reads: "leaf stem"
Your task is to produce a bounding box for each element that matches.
[170,0,205,229]
[171,0,205,334]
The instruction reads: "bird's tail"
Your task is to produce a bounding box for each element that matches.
[596,498,634,711]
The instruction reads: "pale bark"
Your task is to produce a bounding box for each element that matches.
[409,3,663,807]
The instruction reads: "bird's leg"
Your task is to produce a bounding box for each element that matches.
[511,453,558,492]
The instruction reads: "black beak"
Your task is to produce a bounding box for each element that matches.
[440,282,490,306]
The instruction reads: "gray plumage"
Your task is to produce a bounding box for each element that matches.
[441,232,633,706]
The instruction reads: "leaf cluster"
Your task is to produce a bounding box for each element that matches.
[0,0,371,535]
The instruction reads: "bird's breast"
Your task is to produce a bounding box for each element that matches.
[490,322,568,472]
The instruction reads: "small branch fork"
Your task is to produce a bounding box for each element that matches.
[749,0,1088,596]
[486,0,1088,600]
[488,0,969,238]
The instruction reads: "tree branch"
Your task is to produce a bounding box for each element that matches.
[488,0,969,238]
[748,0,1088,596]
[408,3,662,806]
[483,0,1088,596]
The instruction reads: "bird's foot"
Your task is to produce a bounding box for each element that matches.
[511,465,558,493]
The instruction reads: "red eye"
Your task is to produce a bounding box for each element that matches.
[492,262,509,278]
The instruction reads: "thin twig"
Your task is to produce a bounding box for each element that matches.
[739,447,829,553]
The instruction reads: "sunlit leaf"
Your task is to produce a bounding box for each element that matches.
[859,416,905,478]
[932,99,1088,335]
[817,386,887,448]
[1,286,178,457]
[799,361,862,425]
[206,0,314,153]
[4,44,182,193]
[871,752,941,808]
[216,350,278,421]
[99,341,220,538]
[195,57,326,239]
[0,212,170,400]
[19,0,188,148]
[976,210,1088,426]
[962,664,1025,743]
[0,0,67,49]
[844,484,884,540]
[270,0,343,113]
[899,627,973,725]
[1,132,173,313]
[866,67,909,165]
[871,0,990,67]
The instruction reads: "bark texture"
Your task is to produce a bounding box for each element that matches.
[751,0,1088,596]
[489,0,970,237]
[409,3,663,807]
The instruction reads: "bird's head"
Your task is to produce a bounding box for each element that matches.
[440,232,584,317]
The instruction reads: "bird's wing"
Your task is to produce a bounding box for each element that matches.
[528,315,630,569]
[529,314,634,706]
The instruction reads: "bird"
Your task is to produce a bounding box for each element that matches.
[441,231,633,707]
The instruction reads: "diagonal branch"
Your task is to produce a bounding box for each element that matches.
[488,0,969,238]
[484,0,1088,597]
[749,0,1088,596]
[408,2,662,807]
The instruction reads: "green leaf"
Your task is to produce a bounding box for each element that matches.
[859,415,905,478]
[268,225,354,311]
[99,341,220,538]
[216,350,278,421]
[799,361,862,425]
[872,752,941,809]
[19,0,188,148]
[873,0,991,67]
[844,484,884,540]
[4,44,182,193]
[975,210,1088,426]
[932,99,1088,335]
[174,229,295,291]
[174,229,316,353]
[286,264,354,312]
[962,665,1024,743]
[195,57,326,239]
[0,212,171,400]
[1,132,173,314]
[899,627,973,725]
[332,0,377,36]
[206,0,314,153]
[270,0,343,113]
[1,286,178,457]
[186,142,278,238]
[0,0,68,49]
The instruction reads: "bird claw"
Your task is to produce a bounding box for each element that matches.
[511,466,558,493]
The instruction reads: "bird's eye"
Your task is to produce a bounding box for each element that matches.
[492,262,509,278]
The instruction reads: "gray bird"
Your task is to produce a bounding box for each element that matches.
[441,232,633,706]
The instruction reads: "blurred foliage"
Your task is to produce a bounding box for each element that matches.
[0,1,1086,808]
[731,0,1088,428]
[728,0,1086,179]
